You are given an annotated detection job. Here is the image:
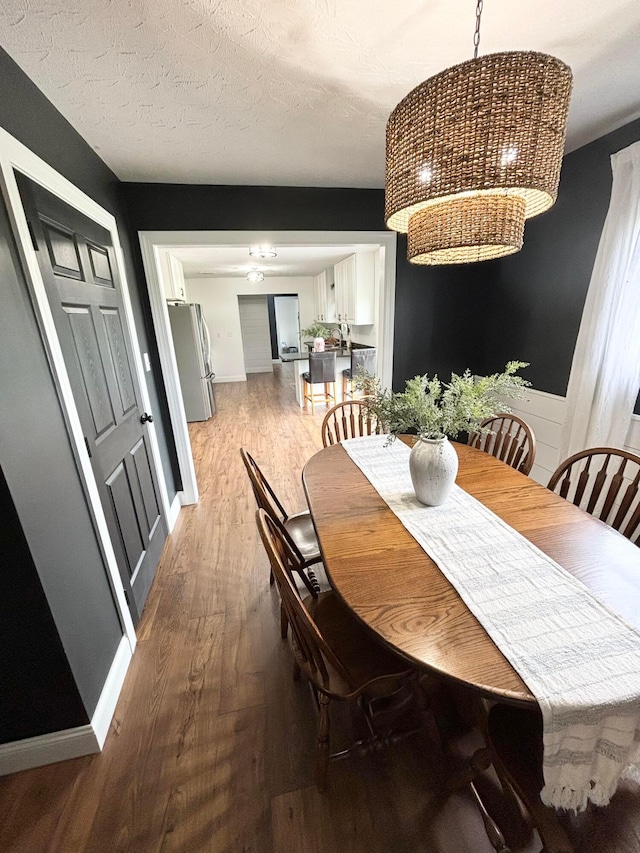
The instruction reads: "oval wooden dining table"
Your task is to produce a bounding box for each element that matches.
[303,439,640,708]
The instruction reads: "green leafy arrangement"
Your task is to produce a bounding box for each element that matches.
[356,361,530,441]
[300,323,331,340]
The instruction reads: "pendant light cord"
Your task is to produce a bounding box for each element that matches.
[473,0,483,59]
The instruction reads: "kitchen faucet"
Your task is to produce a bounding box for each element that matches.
[332,323,349,349]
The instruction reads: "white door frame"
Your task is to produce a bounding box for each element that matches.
[139,230,397,506]
[0,127,174,653]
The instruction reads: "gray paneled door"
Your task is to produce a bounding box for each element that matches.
[17,174,167,624]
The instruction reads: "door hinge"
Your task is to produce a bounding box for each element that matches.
[26,220,38,251]
[84,436,92,458]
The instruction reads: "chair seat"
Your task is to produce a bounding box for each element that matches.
[284,511,321,565]
[304,589,411,697]
[302,372,334,385]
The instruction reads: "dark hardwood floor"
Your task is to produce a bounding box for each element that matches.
[1,364,634,852]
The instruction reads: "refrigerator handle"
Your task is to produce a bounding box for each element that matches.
[201,316,212,365]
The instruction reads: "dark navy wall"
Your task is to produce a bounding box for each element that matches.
[479,119,640,395]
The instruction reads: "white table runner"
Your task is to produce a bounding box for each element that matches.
[341,435,640,811]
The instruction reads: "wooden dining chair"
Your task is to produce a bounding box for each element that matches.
[547,447,640,544]
[468,414,536,476]
[302,351,337,414]
[256,507,426,791]
[342,347,377,400]
[321,400,384,447]
[240,447,322,593]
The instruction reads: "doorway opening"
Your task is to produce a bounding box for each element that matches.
[269,295,300,360]
[139,230,397,507]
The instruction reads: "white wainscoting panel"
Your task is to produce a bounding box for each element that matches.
[498,391,640,486]
[498,388,567,486]
[624,415,640,455]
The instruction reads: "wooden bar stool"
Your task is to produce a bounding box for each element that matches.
[303,351,336,414]
[342,347,377,400]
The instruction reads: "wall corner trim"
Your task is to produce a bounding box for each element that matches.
[90,636,133,748]
[168,492,182,530]
[0,635,132,776]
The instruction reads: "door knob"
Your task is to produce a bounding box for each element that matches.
[140,412,154,424]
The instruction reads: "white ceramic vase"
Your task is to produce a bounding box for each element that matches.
[409,437,459,506]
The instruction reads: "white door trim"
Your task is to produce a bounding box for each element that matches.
[139,235,199,504]
[0,126,173,653]
[138,229,397,506]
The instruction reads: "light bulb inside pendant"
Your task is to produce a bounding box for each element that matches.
[385,1,572,266]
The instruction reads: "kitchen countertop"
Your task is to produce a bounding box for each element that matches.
[280,346,352,362]
[280,343,373,362]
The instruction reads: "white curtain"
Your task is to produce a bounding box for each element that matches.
[560,140,640,462]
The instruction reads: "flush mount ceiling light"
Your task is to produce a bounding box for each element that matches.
[249,244,277,259]
[385,0,573,265]
[246,268,264,283]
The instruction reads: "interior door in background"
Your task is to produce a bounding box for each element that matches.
[238,295,273,374]
[17,174,167,624]
[274,295,300,355]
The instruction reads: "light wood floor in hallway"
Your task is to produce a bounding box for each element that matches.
[0,366,533,853]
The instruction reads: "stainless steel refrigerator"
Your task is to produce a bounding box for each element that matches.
[168,302,216,421]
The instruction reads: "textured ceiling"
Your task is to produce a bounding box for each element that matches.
[1,0,639,187]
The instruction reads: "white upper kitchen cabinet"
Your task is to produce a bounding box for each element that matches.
[166,253,188,301]
[333,253,375,325]
[313,270,329,322]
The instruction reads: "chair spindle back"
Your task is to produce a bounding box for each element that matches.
[548,447,640,544]
[256,509,352,689]
[240,447,289,522]
[321,401,384,447]
[468,414,536,476]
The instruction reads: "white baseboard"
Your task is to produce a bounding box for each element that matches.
[167,492,182,530]
[212,374,246,383]
[90,636,133,748]
[0,636,132,776]
[0,725,98,776]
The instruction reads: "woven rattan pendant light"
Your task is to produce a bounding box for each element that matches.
[385,1,573,265]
